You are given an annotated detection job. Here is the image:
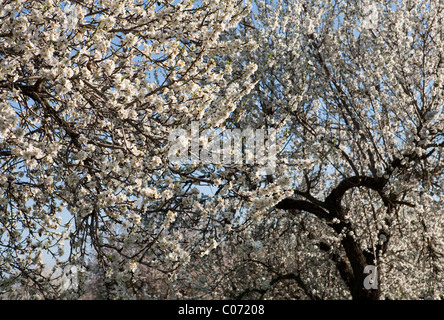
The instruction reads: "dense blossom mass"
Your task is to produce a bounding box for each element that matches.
[0,0,258,298]
[0,0,443,299]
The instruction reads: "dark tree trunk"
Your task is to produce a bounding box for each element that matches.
[276,175,395,300]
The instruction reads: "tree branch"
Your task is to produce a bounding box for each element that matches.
[276,198,332,222]
[324,176,387,208]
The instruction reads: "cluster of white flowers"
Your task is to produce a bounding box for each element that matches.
[0,0,258,298]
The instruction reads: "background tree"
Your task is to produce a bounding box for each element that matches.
[185,0,444,300]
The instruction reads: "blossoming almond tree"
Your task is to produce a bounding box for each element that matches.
[188,0,444,300]
[1,0,443,300]
[0,0,258,298]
